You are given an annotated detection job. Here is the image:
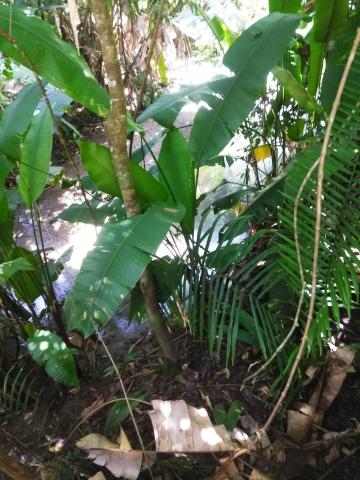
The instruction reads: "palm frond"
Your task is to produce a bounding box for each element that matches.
[229,38,360,365]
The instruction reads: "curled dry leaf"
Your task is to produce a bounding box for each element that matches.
[215,457,245,480]
[88,473,107,480]
[148,399,234,452]
[312,346,355,424]
[77,430,151,480]
[78,400,235,479]
[249,469,272,480]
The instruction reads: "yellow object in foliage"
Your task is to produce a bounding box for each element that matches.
[253,144,272,162]
[234,202,247,216]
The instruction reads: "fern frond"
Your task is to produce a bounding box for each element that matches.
[276,46,360,349]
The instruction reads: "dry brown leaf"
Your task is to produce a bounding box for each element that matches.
[232,428,257,451]
[313,347,355,424]
[76,433,145,480]
[239,415,259,435]
[287,410,313,445]
[249,468,272,479]
[215,457,245,480]
[148,400,234,452]
[199,388,213,410]
[324,445,341,464]
[88,473,107,480]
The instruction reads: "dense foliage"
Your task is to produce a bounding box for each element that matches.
[0,0,358,398]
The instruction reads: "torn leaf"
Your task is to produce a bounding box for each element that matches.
[148,399,234,452]
[76,433,145,480]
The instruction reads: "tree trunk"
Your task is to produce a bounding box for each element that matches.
[91,0,178,365]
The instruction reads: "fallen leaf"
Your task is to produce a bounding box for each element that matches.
[76,433,146,480]
[232,428,257,450]
[313,347,355,424]
[287,410,313,445]
[249,468,271,479]
[79,400,239,479]
[88,473,107,480]
[239,415,259,435]
[148,400,234,452]
[215,457,245,479]
[324,445,341,464]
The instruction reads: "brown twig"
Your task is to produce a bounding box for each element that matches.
[263,28,360,432]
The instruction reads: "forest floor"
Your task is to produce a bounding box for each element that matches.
[1,325,360,480]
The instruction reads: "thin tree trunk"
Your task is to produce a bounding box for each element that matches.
[91,0,178,364]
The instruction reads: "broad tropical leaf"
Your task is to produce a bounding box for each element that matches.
[19,106,53,206]
[189,13,301,165]
[79,140,168,204]
[53,198,126,225]
[273,66,319,112]
[269,0,301,13]
[158,129,195,233]
[0,5,109,117]
[66,204,185,336]
[27,329,79,387]
[0,257,34,284]
[0,82,41,161]
[0,155,12,201]
[307,33,325,97]
[4,246,43,303]
[137,82,216,128]
[313,0,348,44]
[321,12,360,111]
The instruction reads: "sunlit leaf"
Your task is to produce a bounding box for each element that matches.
[27,329,79,387]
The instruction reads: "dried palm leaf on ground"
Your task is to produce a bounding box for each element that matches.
[77,399,235,479]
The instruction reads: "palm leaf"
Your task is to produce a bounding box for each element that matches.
[189,13,300,166]
[66,205,185,336]
[238,40,360,361]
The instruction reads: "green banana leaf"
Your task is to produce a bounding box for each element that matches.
[0,257,34,284]
[307,33,325,98]
[321,13,360,111]
[0,82,41,161]
[313,0,348,43]
[19,106,53,207]
[158,129,195,234]
[189,13,301,166]
[79,140,168,204]
[52,198,126,225]
[0,155,12,205]
[66,204,185,336]
[269,0,301,13]
[0,5,109,117]
[137,81,216,128]
[273,66,319,112]
[4,246,43,303]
